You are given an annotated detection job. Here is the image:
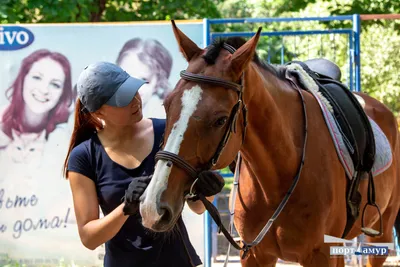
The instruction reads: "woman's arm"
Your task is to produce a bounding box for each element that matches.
[68,171,129,250]
[186,195,215,214]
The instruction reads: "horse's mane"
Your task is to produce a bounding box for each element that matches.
[202,37,286,80]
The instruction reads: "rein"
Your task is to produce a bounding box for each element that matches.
[154,43,309,260]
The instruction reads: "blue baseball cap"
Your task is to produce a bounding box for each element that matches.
[76,61,147,113]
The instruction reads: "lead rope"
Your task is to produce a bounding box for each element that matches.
[223,152,242,267]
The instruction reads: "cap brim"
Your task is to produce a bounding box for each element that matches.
[106,76,147,108]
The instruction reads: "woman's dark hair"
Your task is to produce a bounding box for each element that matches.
[63,99,102,178]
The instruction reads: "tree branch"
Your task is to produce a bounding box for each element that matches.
[90,0,107,22]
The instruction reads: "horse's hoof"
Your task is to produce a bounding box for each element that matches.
[361,227,381,237]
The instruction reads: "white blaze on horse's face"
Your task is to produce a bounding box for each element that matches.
[140,85,203,230]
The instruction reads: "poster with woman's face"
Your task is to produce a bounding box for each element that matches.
[23,57,66,113]
[0,22,204,266]
[116,38,175,119]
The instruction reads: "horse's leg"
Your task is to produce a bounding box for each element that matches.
[335,256,345,267]
[240,251,278,267]
[365,206,398,267]
[301,243,345,267]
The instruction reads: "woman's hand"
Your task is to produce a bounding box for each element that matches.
[194,171,225,197]
[186,171,225,214]
[122,175,152,215]
[187,195,215,214]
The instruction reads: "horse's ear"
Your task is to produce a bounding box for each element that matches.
[230,27,262,76]
[171,20,202,62]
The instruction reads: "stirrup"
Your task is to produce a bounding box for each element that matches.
[361,202,383,237]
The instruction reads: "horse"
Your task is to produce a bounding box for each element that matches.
[139,21,400,267]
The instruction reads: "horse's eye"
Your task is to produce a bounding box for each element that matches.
[214,116,228,128]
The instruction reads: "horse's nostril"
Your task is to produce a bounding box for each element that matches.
[159,204,173,224]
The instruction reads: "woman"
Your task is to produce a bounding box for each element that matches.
[0,49,74,146]
[116,38,173,119]
[63,62,224,267]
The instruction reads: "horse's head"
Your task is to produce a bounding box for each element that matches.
[140,21,262,232]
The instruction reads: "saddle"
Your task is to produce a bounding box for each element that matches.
[304,58,342,81]
[302,58,370,169]
[290,58,381,238]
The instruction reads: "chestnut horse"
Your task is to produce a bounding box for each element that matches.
[140,22,400,266]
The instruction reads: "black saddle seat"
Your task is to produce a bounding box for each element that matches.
[304,58,342,81]
[287,59,378,238]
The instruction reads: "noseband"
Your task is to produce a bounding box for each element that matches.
[155,43,247,182]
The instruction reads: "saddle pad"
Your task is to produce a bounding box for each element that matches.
[286,63,392,179]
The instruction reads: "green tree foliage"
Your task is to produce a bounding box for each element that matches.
[215,0,400,115]
[0,0,223,23]
[1,0,399,116]
[360,22,400,115]
[323,0,400,17]
[283,1,400,115]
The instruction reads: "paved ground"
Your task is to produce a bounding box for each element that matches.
[209,257,317,266]
[211,262,338,267]
[210,256,400,267]
[212,262,300,266]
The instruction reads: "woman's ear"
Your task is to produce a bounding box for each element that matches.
[92,111,106,128]
[92,111,103,122]
[93,109,103,117]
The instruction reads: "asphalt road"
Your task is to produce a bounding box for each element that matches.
[210,256,400,267]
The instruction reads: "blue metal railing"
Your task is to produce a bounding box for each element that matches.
[204,16,361,92]
[207,15,355,24]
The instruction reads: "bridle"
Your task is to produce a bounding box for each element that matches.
[154,43,309,260]
[155,42,248,182]
[154,42,250,250]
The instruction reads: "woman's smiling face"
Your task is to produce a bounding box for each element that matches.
[22,57,65,114]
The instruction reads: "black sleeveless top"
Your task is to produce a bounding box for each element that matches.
[67,118,202,267]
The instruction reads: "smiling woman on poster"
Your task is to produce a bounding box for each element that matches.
[116,38,173,119]
[0,49,75,169]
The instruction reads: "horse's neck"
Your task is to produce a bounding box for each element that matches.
[240,64,304,202]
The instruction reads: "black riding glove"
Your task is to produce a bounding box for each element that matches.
[122,175,152,216]
[192,171,225,199]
